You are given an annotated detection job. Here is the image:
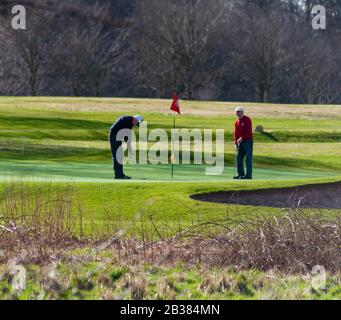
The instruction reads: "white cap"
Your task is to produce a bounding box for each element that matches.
[134,115,144,126]
[235,107,244,113]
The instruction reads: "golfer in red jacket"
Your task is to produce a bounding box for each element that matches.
[234,107,253,180]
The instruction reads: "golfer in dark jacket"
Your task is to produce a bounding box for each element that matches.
[109,115,143,180]
[234,107,253,180]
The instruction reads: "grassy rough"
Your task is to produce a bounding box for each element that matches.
[1,178,341,236]
[0,262,339,300]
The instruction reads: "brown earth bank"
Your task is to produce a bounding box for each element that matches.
[191,181,341,209]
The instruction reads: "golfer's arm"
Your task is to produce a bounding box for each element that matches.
[126,131,133,154]
[242,118,252,140]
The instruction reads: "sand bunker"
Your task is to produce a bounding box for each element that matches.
[191,181,341,209]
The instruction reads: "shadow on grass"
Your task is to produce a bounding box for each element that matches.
[0,143,108,162]
[0,140,340,172]
[0,115,111,130]
[261,131,279,141]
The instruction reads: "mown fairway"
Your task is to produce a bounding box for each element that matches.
[0,97,341,233]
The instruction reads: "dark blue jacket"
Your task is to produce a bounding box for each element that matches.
[109,116,134,144]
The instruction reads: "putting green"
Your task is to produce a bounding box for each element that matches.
[0,161,339,182]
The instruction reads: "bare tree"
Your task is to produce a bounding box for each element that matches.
[231,4,291,102]
[0,0,133,29]
[134,0,231,100]
[285,32,339,104]
[0,1,132,96]
[0,0,340,103]
[0,8,58,95]
[53,20,130,97]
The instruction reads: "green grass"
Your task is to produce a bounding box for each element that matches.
[1,261,339,300]
[2,138,341,171]
[0,97,340,223]
[0,97,340,226]
[74,178,341,232]
[0,162,339,182]
[1,177,340,238]
[1,97,341,143]
[1,97,340,300]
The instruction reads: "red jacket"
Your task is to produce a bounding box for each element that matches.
[234,116,253,144]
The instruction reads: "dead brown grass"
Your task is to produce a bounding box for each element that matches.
[105,209,340,274]
[1,97,341,118]
[0,181,339,274]
[0,181,85,264]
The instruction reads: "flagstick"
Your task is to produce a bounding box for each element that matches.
[171,113,176,180]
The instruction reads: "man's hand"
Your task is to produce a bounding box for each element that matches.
[237,138,243,145]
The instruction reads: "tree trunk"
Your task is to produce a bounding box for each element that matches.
[256,83,265,103]
[95,79,100,97]
[29,68,38,96]
[185,70,194,100]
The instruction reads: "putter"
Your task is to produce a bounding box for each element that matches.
[234,143,239,178]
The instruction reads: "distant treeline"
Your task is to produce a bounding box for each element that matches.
[0,0,340,104]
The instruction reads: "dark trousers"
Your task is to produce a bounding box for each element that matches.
[237,140,253,178]
[109,132,124,177]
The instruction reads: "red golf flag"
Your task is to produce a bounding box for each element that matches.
[170,94,181,115]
